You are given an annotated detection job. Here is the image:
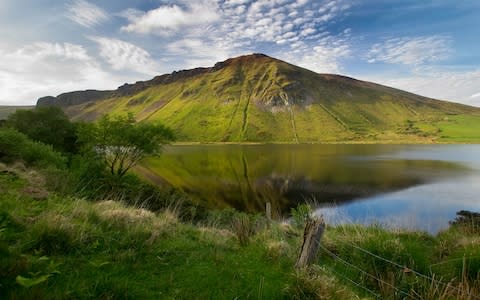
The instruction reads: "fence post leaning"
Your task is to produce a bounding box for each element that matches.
[295,216,325,269]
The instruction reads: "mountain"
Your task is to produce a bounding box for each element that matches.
[37,53,480,143]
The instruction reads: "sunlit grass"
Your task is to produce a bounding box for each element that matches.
[1,164,479,299]
[64,56,480,143]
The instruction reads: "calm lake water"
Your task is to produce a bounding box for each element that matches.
[141,144,480,233]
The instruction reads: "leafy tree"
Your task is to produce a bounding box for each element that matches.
[78,114,175,177]
[6,106,78,153]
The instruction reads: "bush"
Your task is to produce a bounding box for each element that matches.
[290,203,313,229]
[450,210,480,233]
[6,106,78,154]
[0,128,66,168]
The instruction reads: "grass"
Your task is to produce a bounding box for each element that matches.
[0,164,298,299]
[63,54,480,143]
[435,115,480,142]
[1,163,479,299]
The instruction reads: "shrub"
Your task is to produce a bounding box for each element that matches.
[290,203,313,229]
[6,106,78,154]
[0,128,66,168]
[450,210,480,233]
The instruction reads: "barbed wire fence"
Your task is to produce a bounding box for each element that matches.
[291,212,480,300]
[314,232,480,299]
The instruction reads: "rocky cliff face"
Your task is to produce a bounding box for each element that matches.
[37,90,113,107]
[36,54,270,108]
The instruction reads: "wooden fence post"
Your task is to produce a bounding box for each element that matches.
[295,217,325,269]
[266,202,272,221]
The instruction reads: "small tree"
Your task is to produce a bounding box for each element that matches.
[78,114,175,177]
[7,106,78,154]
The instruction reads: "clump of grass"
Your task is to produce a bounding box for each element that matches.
[284,265,363,299]
[231,212,256,246]
[290,203,313,229]
[409,260,480,300]
[265,240,291,261]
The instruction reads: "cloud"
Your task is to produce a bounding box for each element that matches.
[276,29,352,74]
[361,68,480,106]
[0,42,122,105]
[361,35,480,106]
[120,0,354,69]
[121,1,220,34]
[166,38,236,68]
[66,0,109,28]
[89,37,159,76]
[367,36,452,65]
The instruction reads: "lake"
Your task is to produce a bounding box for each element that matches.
[140,144,480,233]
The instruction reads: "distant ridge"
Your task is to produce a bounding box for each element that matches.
[37,53,480,143]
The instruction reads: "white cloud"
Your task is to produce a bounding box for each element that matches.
[66,0,109,28]
[120,0,354,67]
[277,29,352,74]
[361,35,480,106]
[224,0,250,7]
[166,38,235,68]
[367,36,452,65]
[0,0,358,105]
[121,1,220,34]
[361,68,480,106]
[0,42,120,105]
[89,37,159,76]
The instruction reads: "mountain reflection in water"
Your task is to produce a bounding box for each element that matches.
[139,144,469,218]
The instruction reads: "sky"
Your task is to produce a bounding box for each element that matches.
[0,0,479,106]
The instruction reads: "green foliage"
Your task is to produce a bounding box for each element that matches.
[7,106,78,153]
[0,171,293,299]
[0,105,34,120]
[78,113,175,177]
[0,128,66,168]
[231,212,257,246]
[450,210,480,233]
[290,203,313,229]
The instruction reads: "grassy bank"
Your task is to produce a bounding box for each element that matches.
[1,163,479,299]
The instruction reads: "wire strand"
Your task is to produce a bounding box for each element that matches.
[320,245,413,299]
[328,235,480,300]
[322,264,382,299]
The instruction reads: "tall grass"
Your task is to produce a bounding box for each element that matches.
[1,162,479,299]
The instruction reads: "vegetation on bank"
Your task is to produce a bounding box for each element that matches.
[1,107,479,299]
[1,163,479,299]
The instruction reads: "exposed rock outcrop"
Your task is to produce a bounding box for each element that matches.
[36,55,272,108]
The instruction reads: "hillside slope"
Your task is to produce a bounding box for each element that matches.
[38,54,480,143]
[0,106,34,120]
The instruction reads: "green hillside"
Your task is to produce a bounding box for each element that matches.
[0,106,34,120]
[38,54,480,143]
